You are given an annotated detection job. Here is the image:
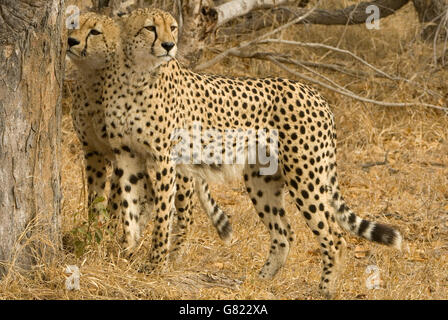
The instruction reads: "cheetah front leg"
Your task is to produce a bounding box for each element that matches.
[142,157,177,272]
[106,162,155,240]
[84,150,109,215]
[113,154,153,252]
[168,173,195,260]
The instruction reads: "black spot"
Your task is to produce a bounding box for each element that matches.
[129,175,138,184]
[114,168,124,178]
[290,179,298,190]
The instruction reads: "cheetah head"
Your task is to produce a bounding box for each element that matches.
[119,8,178,70]
[67,12,120,70]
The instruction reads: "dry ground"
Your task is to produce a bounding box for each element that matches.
[0,1,447,299]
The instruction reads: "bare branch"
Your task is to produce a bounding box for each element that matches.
[267,56,447,112]
[261,39,394,78]
[259,39,444,99]
[222,49,372,78]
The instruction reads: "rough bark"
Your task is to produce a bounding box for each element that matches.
[0,0,63,276]
[93,0,111,8]
[177,0,216,68]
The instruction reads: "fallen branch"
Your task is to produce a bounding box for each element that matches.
[214,0,410,31]
[195,0,322,71]
[213,0,295,27]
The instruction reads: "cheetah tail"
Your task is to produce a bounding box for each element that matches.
[330,190,402,250]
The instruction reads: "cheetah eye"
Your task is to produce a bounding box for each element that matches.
[90,29,102,36]
[170,26,177,32]
[145,25,156,32]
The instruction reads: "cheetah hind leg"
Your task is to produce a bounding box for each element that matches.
[243,164,294,279]
[106,162,155,255]
[282,163,346,298]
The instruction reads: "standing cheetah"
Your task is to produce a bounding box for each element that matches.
[102,8,402,297]
[66,12,232,254]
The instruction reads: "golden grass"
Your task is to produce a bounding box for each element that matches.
[1,1,447,300]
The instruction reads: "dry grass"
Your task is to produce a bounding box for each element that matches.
[1,1,447,300]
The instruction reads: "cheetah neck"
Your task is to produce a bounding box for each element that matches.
[116,51,181,88]
[74,65,110,107]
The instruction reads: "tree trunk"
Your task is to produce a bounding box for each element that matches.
[178,0,216,68]
[93,0,111,8]
[0,0,63,277]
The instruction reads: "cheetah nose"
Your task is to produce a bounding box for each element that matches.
[68,37,80,48]
[161,42,175,52]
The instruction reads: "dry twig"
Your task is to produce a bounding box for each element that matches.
[361,151,390,170]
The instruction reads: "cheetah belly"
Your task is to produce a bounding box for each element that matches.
[176,163,245,185]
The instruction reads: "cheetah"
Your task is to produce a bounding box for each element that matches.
[103,8,402,297]
[66,12,232,254]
